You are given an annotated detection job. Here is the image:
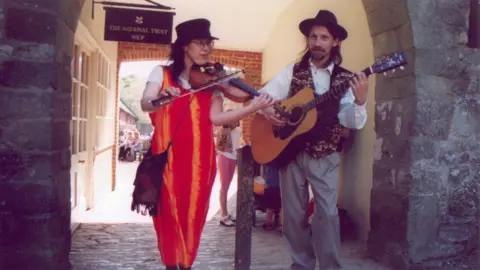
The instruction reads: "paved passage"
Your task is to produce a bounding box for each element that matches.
[70,162,390,270]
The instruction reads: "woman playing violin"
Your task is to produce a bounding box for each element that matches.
[140,18,274,270]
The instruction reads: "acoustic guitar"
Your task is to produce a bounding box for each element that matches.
[250,52,408,165]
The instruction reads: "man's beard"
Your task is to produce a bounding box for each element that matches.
[310,49,329,61]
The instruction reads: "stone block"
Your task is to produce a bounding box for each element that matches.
[59,0,85,32]
[53,93,72,120]
[446,182,477,219]
[372,135,411,168]
[0,60,56,88]
[417,75,463,98]
[2,120,65,151]
[13,0,59,10]
[413,77,456,140]
[415,48,472,78]
[375,74,415,101]
[52,120,71,150]
[450,99,480,138]
[407,194,442,262]
[0,213,71,268]
[5,7,57,43]
[396,21,414,50]
[0,147,26,183]
[407,0,470,48]
[55,63,73,94]
[11,42,55,62]
[368,188,409,261]
[0,43,13,58]
[371,164,411,194]
[0,183,56,214]
[55,20,75,61]
[0,89,53,120]
[374,96,414,138]
[437,137,480,167]
[363,0,409,36]
[410,135,439,162]
[52,169,71,210]
[372,30,401,58]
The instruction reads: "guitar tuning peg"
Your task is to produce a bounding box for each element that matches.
[392,69,396,73]
[383,72,387,76]
[400,66,405,70]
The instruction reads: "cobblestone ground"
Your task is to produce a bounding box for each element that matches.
[70,163,391,270]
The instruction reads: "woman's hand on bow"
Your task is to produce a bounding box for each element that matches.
[159,87,182,97]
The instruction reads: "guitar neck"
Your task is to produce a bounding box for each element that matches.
[304,67,371,111]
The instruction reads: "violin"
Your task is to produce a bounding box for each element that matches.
[189,62,256,103]
[150,62,260,107]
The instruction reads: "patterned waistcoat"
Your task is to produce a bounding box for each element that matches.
[287,61,353,159]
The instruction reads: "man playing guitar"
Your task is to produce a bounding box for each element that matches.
[258,10,369,270]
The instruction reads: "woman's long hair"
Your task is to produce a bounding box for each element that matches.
[168,39,187,83]
[299,39,343,68]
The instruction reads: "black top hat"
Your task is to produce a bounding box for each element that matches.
[175,18,218,44]
[299,10,348,41]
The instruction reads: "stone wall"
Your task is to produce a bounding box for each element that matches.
[365,0,479,269]
[0,0,84,268]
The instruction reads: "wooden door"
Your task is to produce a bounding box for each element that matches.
[70,44,90,230]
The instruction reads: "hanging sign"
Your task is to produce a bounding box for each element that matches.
[104,7,174,44]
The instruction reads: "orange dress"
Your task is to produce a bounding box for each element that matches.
[150,67,217,267]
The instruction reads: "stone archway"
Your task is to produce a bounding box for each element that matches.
[0,0,478,269]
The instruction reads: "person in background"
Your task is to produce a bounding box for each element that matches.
[131,131,143,161]
[262,163,282,232]
[216,112,241,227]
[118,129,133,161]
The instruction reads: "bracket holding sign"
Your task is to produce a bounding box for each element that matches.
[91,0,175,19]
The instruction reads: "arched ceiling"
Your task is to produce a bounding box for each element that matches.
[116,0,295,51]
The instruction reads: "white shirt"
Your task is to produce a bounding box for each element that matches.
[259,61,367,130]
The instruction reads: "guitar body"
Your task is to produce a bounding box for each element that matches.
[251,88,317,165]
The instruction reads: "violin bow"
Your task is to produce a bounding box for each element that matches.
[149,70,245,107]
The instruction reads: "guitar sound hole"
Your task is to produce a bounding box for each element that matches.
[288,107,304,124]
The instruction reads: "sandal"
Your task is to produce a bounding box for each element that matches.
[219,216,235,227]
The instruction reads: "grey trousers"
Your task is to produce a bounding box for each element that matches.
[280,151,343,270]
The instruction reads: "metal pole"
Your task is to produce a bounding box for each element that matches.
[468,0,480,48]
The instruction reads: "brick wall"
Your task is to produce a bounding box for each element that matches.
[115,42,263,156]
[118,42,263,89]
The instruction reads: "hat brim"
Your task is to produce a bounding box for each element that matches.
[299,18,348,41]
[176,35,219,44]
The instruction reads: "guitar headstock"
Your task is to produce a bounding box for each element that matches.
[364,51,407,77]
